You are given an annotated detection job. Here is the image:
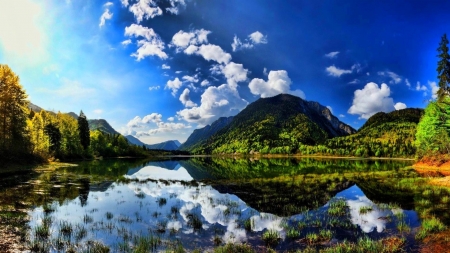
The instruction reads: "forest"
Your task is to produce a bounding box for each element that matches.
[0,64,147,167]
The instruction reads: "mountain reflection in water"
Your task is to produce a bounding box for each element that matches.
[24,158,419,252]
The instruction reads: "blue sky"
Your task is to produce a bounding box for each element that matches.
[0,0,449,144]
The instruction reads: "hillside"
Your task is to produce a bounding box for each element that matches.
[179,116,234,151]
[189,94,355,154]
[88,119,119,135]
[304,108,424,157]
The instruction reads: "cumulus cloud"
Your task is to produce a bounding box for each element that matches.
[377,71,402,84]
[232,31,267,52]
[120,0,129,7]
[348,82,405,119]
[121,39,132,46]
[182,74,199,83]
[249,31,267,44]
[165,77,183,96]
[166,0,187,14]
[177,83,248,125]
[429,81,439,99]
[416,81,427,91]
[326,65,353,77]
[220,62,248,85]
[249,70,305,99]
[124,24,167,60]
[200,80,210,86]
[324,51,339,58]
[171,29,211,50]
[127,116,143,128]
[128,0,162,23]
[179,88,197,107]
[167,117,175,122]
[142,113,162,123]
[196,44,231,64]
[394,102,407,110]
[137,122,191,136]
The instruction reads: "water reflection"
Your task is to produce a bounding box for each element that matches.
[24,158,420,252]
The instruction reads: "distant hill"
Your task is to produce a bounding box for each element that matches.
[179,116,234,151]
[146,140,180,151]
[125,135,146,146]
[319,108,424,157]
[189,94,355,154]
[87,119,119,135]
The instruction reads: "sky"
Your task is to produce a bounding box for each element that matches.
[0,0,449,144]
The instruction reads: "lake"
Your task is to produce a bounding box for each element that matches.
[1,157,449,252]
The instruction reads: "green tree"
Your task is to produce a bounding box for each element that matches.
[44,123,61,155]
[437,34,450,102]
[0,64,30,160]
[77,110,90,150]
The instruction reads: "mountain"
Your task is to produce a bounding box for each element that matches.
[179,116,234,151]
[146,140,181,151]
[189,94,356,154]
[87,119,120,135]
[125,135,146,146]
[318,108,424,157]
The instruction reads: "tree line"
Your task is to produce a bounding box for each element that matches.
[0,64,147,166]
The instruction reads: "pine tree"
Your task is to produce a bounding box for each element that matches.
[77,110,90,150]
[437,34,450,102]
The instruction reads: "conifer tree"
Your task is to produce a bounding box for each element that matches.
[77,110,90,150]
[437,34,450,101]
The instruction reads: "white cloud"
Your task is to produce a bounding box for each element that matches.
[177,83,248,125]
[231,36,253,52]
[263,67,268,76]
[120,0,129,7]
[348,79,360,84]
[129,0,162,23]
[142,113,162,123]
[249,31,267,44]
[348,82,403,119]
[137,122,191,136]
[103,2,114,8]
[167,117,175,122]
[165,77,183,96]
[200,80,210,86]
[162,64,171,69]
[39,78,96,99]
[127,116,143,127]
[339,114,345,118]
[182,74,199,83]
[352,63,362,73]
[377,71,402,84]
[326,106,333,114]
[0,0,47,64]
[405,79,411,88]
[416,81,427,91]
[149,85,160,91]
[99,8,113,28]
[326,65,353,77]
[249,70,305,99]
[325,51,339,58]
[166,0,187,15]
[232,31,267,52]
[179,88,197,107]
[171,29,211,50]
[220,62,248,86]
[394,102,407,110]
[429,81,439,99]
[196,44,231,64]
[121,39,132,46]
[124,24,167,60]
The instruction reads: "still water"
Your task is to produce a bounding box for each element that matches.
[2,157,438,252]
